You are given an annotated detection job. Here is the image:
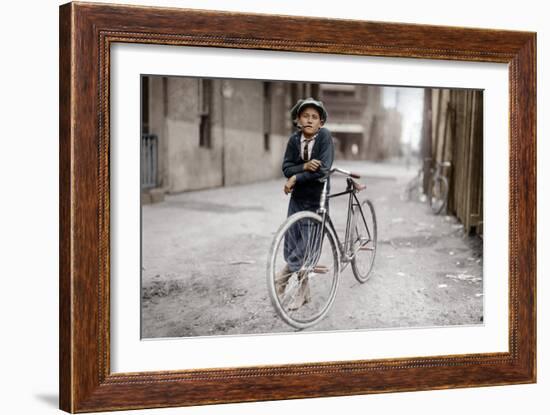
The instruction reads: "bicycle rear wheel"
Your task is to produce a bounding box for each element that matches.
[267,211,340,329]
[430,176,448,214]
[350,200,377,283]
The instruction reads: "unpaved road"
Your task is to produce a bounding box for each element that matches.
[141,160,483,338]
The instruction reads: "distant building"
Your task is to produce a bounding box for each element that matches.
[320,84,402,161]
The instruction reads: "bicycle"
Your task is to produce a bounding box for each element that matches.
[403,165,425,203]
[267,167,377,329]
[429,161,451,215]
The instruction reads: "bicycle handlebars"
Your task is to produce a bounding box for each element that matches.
[330,167,361,179]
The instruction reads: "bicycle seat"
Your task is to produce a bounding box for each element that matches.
[351,179,366,192]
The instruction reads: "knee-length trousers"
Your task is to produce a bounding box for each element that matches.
[283,197,328,273]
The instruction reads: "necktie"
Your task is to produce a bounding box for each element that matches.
[303,139,312,161]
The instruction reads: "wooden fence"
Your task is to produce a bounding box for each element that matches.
[429,89,484,236]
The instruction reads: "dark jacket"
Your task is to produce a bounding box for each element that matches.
[282,127,334,202]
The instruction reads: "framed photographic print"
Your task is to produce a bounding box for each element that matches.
[59,2,536,412]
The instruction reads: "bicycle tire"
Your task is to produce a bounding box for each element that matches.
[267,211,340,329]
[350,199,377,283]
[402,170,421,201]
[430,176,448,215]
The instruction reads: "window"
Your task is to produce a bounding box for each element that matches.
[141,76,149,134]
[199,79,212,148]
[323,89,355,98]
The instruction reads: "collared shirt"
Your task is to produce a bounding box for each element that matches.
[300,132,318,161]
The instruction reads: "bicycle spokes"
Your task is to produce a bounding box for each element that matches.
[350,200,377,283]
[268,212,339,328]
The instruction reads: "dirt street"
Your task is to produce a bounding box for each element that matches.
[141,160,483,338]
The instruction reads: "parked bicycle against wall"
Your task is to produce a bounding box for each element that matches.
[402,158,429,203]
[267,167,377,329]
[403,158,451,215]
[429,161,451,215]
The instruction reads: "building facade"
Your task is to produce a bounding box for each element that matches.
[141,76,320,199]
[320,84,402,161]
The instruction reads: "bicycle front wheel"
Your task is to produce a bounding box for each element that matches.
[351,200,377,283]
[267,211,340,329]
[430,176,448,214]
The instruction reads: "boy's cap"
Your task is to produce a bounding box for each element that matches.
[291,97,328,124]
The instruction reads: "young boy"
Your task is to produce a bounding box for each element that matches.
[276,97,335,310]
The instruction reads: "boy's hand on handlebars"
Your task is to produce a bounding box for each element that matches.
[284,175,297,194]
[304,159,321,172]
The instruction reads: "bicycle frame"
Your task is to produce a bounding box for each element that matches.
[316,176,371,268]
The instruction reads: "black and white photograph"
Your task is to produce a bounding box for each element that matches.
[140,76,484,338]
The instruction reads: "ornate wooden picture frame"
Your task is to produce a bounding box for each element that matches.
[59,2,536,412]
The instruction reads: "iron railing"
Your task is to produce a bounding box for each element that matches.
[141,134,158,189]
